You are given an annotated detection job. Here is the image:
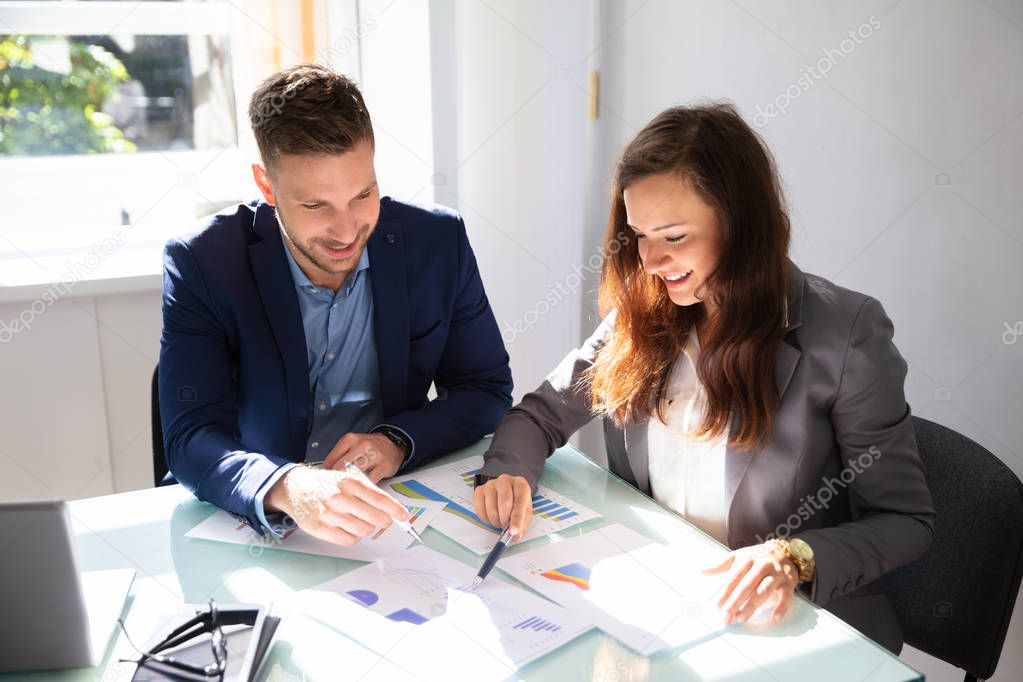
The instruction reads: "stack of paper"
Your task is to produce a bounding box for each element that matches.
[499,523,739,655]
[295,544,593,680]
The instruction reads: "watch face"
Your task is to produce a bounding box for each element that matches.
[790,538,813,560]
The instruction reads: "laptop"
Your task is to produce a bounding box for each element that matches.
[0,500,135,672]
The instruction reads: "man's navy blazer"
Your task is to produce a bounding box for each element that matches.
[159,197,513,529]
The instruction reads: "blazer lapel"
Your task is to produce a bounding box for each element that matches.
[368,221,409,416]
[623,416,651,494]
[247,202,309,450]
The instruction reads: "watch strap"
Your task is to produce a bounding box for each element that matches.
[371,425,412,456]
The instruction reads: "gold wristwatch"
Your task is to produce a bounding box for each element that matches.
[772,538,815,584]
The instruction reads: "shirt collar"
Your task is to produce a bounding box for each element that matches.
[279,228,370,293]
[683,326,701,364]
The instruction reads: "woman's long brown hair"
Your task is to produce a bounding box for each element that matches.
[588,103,791,452]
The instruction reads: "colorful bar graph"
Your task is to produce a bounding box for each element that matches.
[457,468,581,523]
[406,505,427,525]
[513,616,561,632]
[531,495,579,522]
[390,479,501,533]
[371,504,427,540]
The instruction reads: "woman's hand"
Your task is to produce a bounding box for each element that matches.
[701,541,800,624]
[472,474,533,540]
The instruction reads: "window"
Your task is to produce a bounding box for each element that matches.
[0,0,432,292]
[0,1,251,238]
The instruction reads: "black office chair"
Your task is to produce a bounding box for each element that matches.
[880,416,1023,682]
[151,364,171,487]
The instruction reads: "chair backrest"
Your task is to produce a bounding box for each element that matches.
[151,364,169,487]
[880,416,1023,680]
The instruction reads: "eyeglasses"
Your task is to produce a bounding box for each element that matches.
[119,599,234,678]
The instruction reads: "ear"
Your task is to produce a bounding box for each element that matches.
[251,163,275,206]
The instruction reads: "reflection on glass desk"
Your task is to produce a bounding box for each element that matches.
[2,438,924,681]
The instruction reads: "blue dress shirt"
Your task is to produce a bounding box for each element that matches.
[253,230,394,532]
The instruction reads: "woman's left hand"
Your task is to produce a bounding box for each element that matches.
[701,541,799,624]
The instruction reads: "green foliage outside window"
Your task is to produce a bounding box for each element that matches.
[0,35,137,156]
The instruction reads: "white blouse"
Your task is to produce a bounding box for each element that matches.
[646,328,731,545]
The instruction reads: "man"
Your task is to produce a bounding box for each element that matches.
[159,64,512,546]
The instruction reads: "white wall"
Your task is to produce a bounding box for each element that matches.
[0,290,162,501]
[593,0,1023,679]
[356,0,437,204]
[430,0,596,408]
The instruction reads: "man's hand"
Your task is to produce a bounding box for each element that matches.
[472,474,533,541]
[701,541,800,624]
[322,432,406,483]
[265,466,409,546]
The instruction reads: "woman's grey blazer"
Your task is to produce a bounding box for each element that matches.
[476,259,935,653]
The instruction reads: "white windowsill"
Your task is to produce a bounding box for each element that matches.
[0,224,179,304]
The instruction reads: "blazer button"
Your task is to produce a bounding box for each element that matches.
[842,580,852,594]
[855,575,864,587]
[830,587,839,600]
[386,233,396,244]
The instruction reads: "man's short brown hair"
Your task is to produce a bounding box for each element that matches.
[248,64,374,172]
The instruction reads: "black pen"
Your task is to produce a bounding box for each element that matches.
[471,528,516,590]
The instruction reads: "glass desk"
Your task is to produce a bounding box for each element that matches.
[4,439,924,681]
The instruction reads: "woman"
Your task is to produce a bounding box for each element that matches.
[472,103,934,653]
